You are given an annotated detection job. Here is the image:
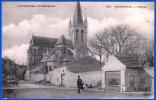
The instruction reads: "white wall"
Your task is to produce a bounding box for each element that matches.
[64,70,102,88]
[47,67,102,88]
[31,73,44,82]
[47,67,66,86]
[24,70,30,80]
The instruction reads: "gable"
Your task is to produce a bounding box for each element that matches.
[102,55,126,71]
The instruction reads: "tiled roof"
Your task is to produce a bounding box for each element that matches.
[67,56,101,73]
[116,55,144,68]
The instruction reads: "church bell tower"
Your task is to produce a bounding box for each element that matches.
[69,2,88,59]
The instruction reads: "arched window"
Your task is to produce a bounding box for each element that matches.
[75,30,78,41]
[81,30,84,42]
[49,65,52,71]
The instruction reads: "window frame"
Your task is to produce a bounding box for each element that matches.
[105,71,121,86]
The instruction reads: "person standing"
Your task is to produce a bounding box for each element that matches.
[77,75,83,94]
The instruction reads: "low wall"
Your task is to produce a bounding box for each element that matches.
[64,71,102,88]
[30,73,45,82]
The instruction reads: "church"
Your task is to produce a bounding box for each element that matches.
[25,2,102,87]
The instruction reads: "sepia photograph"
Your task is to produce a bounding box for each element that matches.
[2,1,154,98]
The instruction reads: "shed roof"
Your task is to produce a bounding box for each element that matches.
[116,55,143,68]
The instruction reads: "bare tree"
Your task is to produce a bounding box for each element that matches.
[89,24,151,63]
[109,25,138,55]
[89,35,105,67]
[89,29,114,66]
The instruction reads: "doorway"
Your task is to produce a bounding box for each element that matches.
[61,74,65,86]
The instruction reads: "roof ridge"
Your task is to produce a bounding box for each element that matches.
[33,35,57,40]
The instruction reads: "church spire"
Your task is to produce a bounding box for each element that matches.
[69,2,88,59]
[73,2,83,25]
[84,15,88,28]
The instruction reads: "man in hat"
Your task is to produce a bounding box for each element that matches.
[77,75,83,94]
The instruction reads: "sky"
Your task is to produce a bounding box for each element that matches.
[2,2,154,64]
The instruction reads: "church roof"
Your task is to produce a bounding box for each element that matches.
[67,56,101,73]
[31,35,73,48]
[73,2,83,25]
[32,36,57,48]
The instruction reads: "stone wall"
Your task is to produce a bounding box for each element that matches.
[47,67,101,88]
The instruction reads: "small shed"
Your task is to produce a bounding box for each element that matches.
[102,55,152,92]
